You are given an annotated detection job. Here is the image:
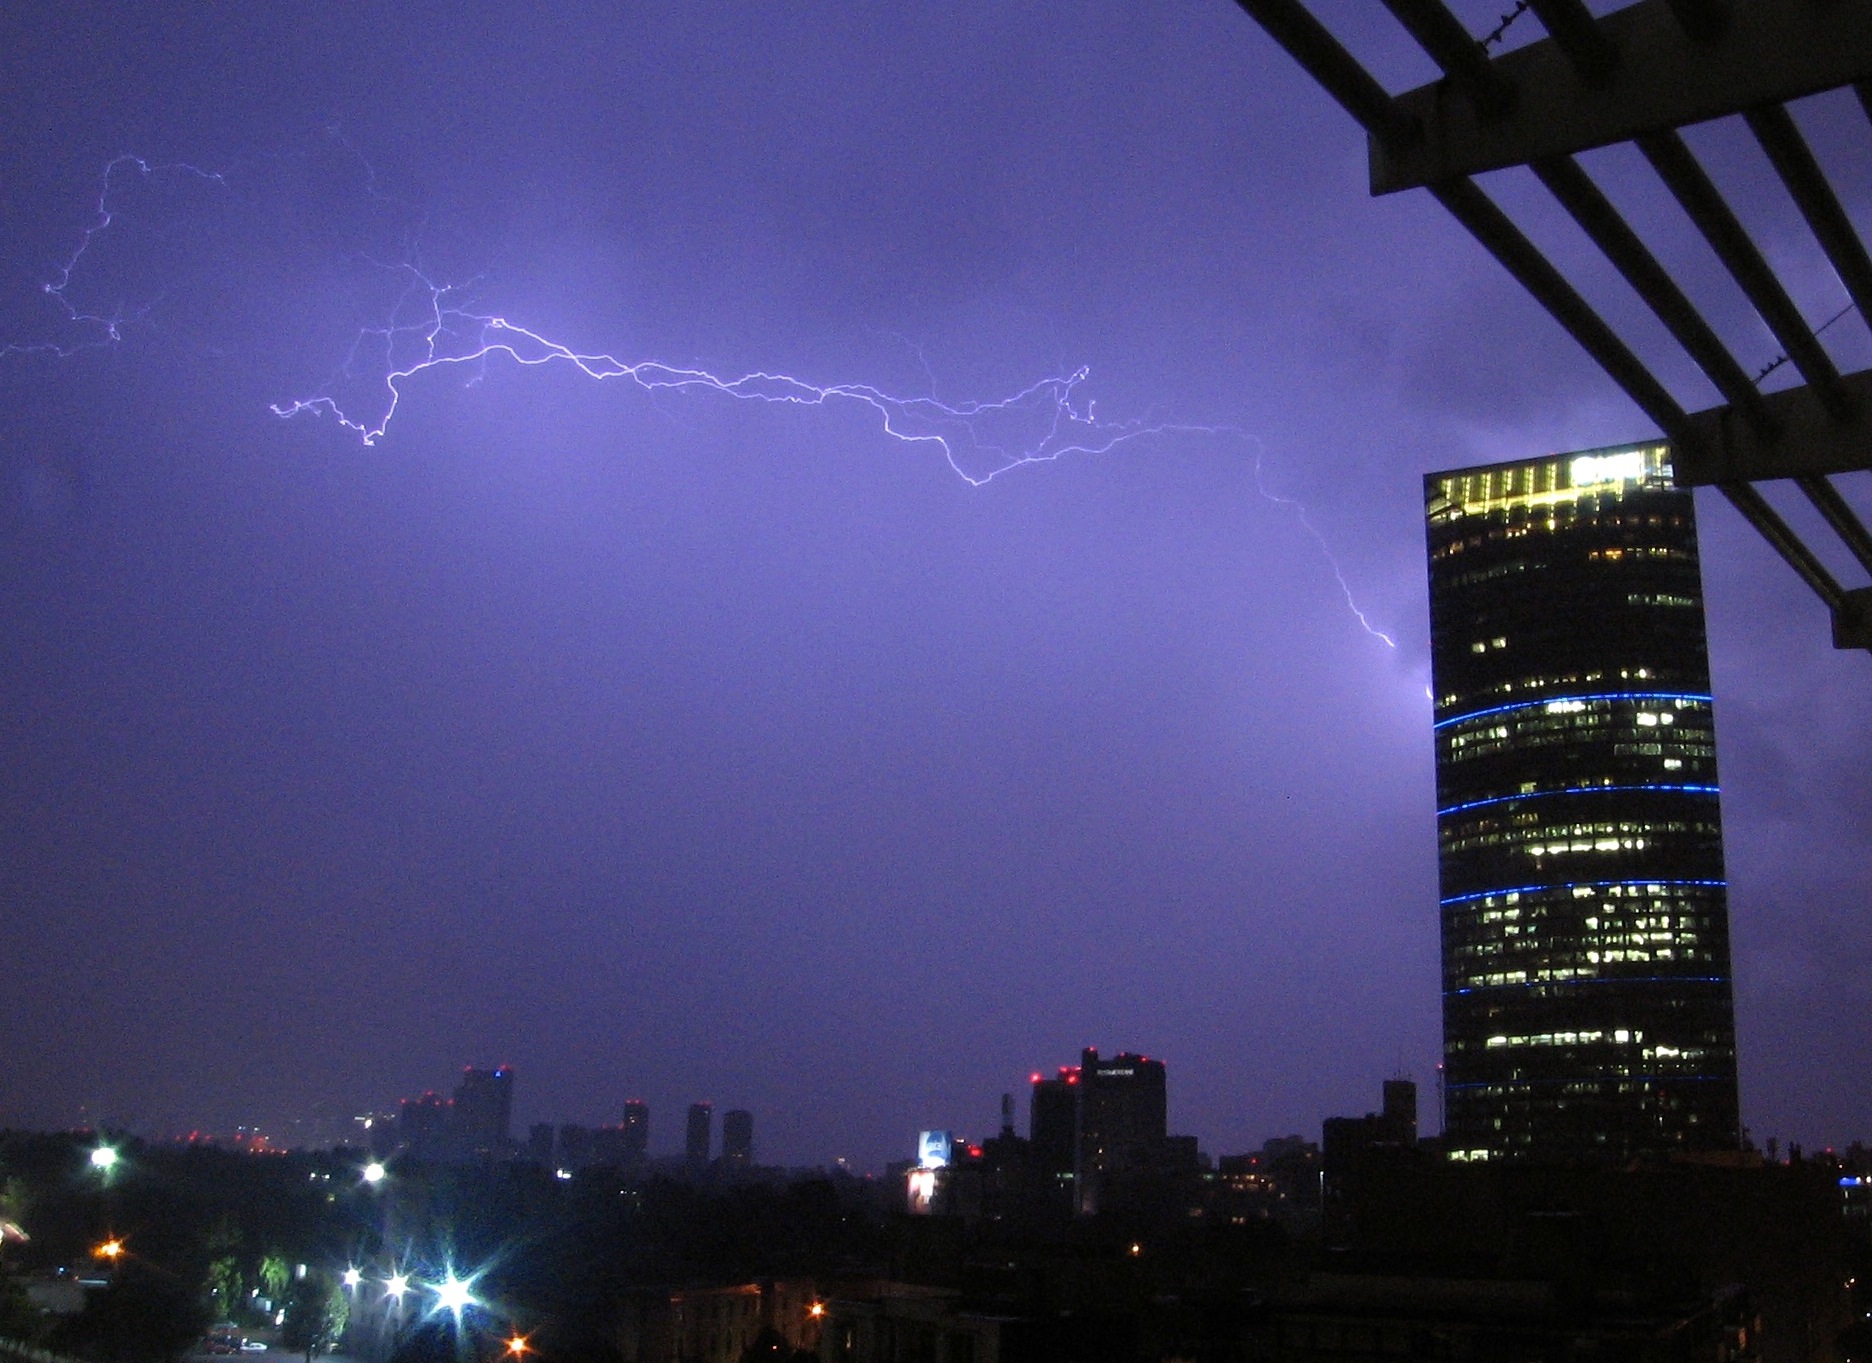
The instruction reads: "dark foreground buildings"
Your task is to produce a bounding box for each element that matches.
[1425,444,1740,1163]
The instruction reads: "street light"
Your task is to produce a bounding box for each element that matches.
[430,1270,478,1322]
[383,1272,411,1304]
[505,1335,530,1357]
[362,1161,387,1186]
[93,1239,124,1261]
[342,1267,362,1290]
[88,1146,118,1172]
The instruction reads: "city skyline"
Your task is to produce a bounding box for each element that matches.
[1,4,1867,1169]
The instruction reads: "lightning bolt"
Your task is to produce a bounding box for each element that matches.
[265,258,1215,486]
[0,155,225,362]
[5,142,1398,645]
[1253,447,1399,649]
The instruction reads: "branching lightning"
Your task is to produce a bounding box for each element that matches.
[0,155,225,362]
[266,258,1208,487]
[1253,448,1399,649]
[5,142,1399,646]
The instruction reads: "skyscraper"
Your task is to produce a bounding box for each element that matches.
[452,1066,514,1159]
[1073,1049,1167,1214]
[1029,1068,1078,1205]
[622,1100,650,1165]
[1425,444,1739,1164]
[685,1102,713,1166]
[722,1109,753,1167]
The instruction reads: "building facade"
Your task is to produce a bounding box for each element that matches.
[722,1109,753,1167]
[686,1102,713,1166]
[1425,444,1739,1163]
[622,1100,650,1164]
[452,1066,514,1158]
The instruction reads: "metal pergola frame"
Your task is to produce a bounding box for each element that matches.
[1235,0,1872,652]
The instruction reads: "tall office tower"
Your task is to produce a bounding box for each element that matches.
[622,1100,650,1164]
[452,1066,515,1158]
[1426,444,1739,1164]
[1381,1079,1418,1147]
[1074,1048,1167,1214]
[685,1102,713,1166]
[1029,1068,1079,1203]
[722,1109,754,1167]
[526,1123,556,1167]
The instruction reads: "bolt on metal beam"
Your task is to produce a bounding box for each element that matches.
[1382,0,1517,118]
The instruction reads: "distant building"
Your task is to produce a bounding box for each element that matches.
[623,1100,650,1165]
[1322,1080,1423,1247]
[452,1066,514,1158]
[559,1123,592,1171]
[686,1102,713,1166]
[526,1123,555,1166]
[616,1279,823,1363]
[1426,446,1740,1163]
[591,1125,630,1167]
[1075,1048,1167,1215]
[355,1111,399,1159]
[1028,1068,1078,1205]
[397,1092,451,1162]
[722,1109,753,1167]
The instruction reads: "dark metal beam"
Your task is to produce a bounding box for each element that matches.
[1717,482,1846,613]
[1836,586,1872,650]
[1637,130,1853,421]
[1428,176,1690,443]
[1381,0,1515,118]
[1231,0,1420,157]
[1744,103,1872,335]
[1526,0,1619,87]
[1676,368,1872,484]
[1375,0,1872,193]
[1666,0,1731,46]
[1796,476,1872,579]
[1531,154,1772,435]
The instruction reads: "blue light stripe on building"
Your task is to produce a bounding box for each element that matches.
[1443,975,1730,997]
[1432,690,1712,731]
[1439,878,1726,907]
[1436,783,1720,817]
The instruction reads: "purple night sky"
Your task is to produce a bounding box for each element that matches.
[0,3,1866,1169]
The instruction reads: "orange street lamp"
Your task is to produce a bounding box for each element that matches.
[94,1239,125,1260]
[808,1303,826,1319]
[505,1335,530,1357]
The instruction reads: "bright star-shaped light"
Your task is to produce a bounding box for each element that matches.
[383,1272,411,1302]
[89,1146,118,1171]
[430,1271,478,1320]
[362,1161,387,1185]
[342,1267,362,1289]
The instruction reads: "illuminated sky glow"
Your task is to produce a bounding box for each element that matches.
[0,3,1866,1165]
